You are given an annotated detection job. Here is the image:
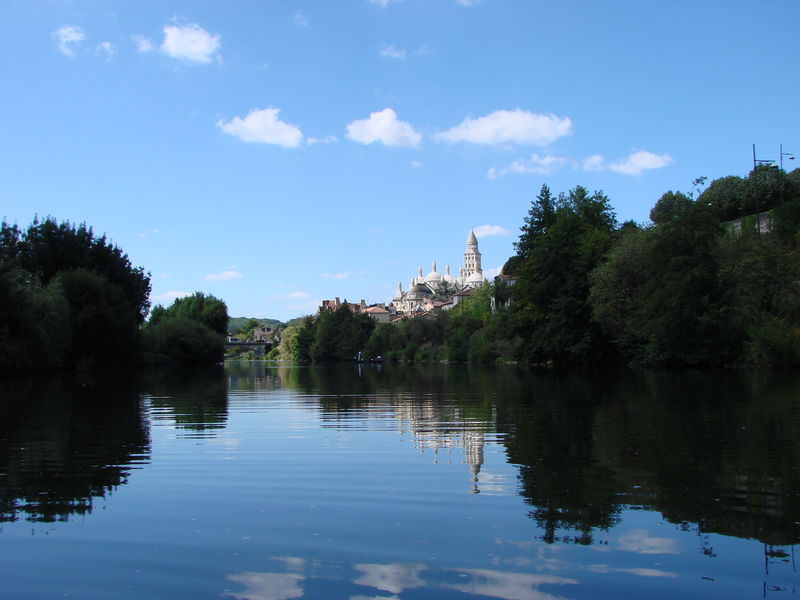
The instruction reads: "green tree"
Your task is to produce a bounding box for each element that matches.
[143,292,228,365]
[0,217,151,370]
[590,198,729,365]
[12,217,151,323]
[514,183,556,259]
[649,191,694,224]
[150,292,228,335]
[511,186,617,364]
[0,262,69,370]
[698,175,748,221]
[55,269,142,366]
[310,304,375,362]
[143,317,225,365]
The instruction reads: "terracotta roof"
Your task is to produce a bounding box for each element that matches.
[363,306,390,314]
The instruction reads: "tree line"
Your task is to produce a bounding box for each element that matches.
[275,165,800,368]
[0,217,228,370]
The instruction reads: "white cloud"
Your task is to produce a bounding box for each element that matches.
[346,108,421,148]
[293,12,309,26]
[582,154,606,171]
[436,109,573,146]
[287,298,322,313]
[205,270,243,282]
[473,225,511,238]
[380,44,406,59]
[306,135,337,146]
[132,35,154,53]
[96,42,115,60]
[52,25,85,57]
[322,272,351,280]
[160,23,220,64]
[410,160,423,168]
[269,291,311,301]
[369,0,395,7]
[609,150,673,175]
[217,108,304,148]
[483,265,503,279]
[455,0,480,5]
[488,154,570,178]
[152,291,190,303]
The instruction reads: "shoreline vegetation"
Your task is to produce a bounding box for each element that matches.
[3,164,800,372]
[0,217,228,370]
[269,165,800,369]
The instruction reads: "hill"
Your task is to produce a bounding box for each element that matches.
[228,317,285,334]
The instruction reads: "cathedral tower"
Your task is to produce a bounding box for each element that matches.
[462,230,482,278]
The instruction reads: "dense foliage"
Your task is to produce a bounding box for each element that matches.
[0,217,151,370]
[143,293,229,365]
[274,167,800,368]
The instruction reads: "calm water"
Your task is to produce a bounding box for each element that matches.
[1,363,798,599]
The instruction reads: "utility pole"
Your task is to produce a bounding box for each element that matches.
[752,144,777,234]
[780,144,794,172]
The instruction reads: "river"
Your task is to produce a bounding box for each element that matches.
[1,362,798,599]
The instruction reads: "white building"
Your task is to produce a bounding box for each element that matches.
[390,231,485,315]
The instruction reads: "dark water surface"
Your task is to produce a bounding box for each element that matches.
[1,363,798,599]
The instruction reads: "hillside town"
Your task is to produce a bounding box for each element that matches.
[317,230,492,324]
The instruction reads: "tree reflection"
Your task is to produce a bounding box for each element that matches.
[142,365,228,432]
[258,362,800,548]
[0,371,149,523]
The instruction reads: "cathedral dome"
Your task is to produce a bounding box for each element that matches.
[465,271,485,286]
[423,261,442,284]
[407,282,434,299]
[443,264,455,283]
[423,271,442,284]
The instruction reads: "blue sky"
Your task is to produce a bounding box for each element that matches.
[2,0,798,321]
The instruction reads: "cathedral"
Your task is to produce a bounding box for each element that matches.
[390,230,486,314]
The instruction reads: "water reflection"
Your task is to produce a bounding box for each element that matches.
[249,362,800,549]
[142,365,229,434]
[223,557,578,600]
[352,562,426,594]
[0,372,149,523]
[440,568,577,600]
[223,572,304,600]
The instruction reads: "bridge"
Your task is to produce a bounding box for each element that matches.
[224,341,274,356]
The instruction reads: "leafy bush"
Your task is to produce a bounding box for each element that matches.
[143,317,224,365]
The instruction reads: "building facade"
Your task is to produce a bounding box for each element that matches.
[390,231,486,315]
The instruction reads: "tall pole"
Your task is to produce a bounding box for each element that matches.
[781,144,785,206]
[753,144,760,234]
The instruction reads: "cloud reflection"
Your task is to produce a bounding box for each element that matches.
[590,564,677,578]
[223,572,304,600]
[617,529,679,555]
[442,568,578,600]
[352,562,426,594]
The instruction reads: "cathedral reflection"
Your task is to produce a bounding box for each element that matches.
[261,362,800,549]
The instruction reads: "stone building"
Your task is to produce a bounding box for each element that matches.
[390,231,486,315]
